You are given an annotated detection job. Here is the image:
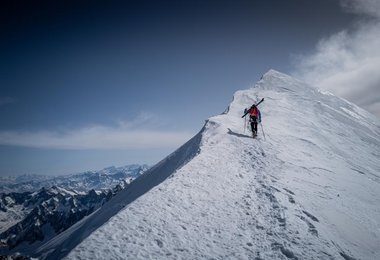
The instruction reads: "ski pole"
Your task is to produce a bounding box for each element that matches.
[260,122,266,140]
[243,116,247,133]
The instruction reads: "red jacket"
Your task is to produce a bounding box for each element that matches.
[244,107,261,122]
[248,107,260,117]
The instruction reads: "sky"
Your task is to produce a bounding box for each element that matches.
[0,0,377,176]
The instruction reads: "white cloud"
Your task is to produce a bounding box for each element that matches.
[0,118,194,150]
[292,0,380,118]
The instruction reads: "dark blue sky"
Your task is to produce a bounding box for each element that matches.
[0,0,357,175]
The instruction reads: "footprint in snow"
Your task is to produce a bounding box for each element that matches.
[155,239,164,248]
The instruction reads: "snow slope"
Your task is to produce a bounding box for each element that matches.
[41,70,380,259]
[30,128,202,259]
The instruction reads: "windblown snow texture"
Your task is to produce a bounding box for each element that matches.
[39,70,380,259]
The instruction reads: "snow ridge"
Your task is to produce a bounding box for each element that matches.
[28,70,380,259]
[66,70,380,260]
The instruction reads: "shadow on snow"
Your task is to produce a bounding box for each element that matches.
[227,128,253,139]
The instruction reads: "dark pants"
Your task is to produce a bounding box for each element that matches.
[250,116,258,134]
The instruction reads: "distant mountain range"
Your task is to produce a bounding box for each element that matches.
[0,164,148,256]
[0,164,149,193]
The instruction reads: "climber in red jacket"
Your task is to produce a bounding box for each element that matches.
[242,104,261,137]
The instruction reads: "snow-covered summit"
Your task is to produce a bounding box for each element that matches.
[33,70,380,260]
[256,69,312,91]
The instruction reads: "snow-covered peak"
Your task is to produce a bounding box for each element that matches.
[31,71,380,260]
[253,69,313,94]
[47,186,79,196]
[262,68,289,78]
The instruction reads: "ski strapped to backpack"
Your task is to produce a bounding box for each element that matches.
[241,98,264,118]
[255,97,264,107]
